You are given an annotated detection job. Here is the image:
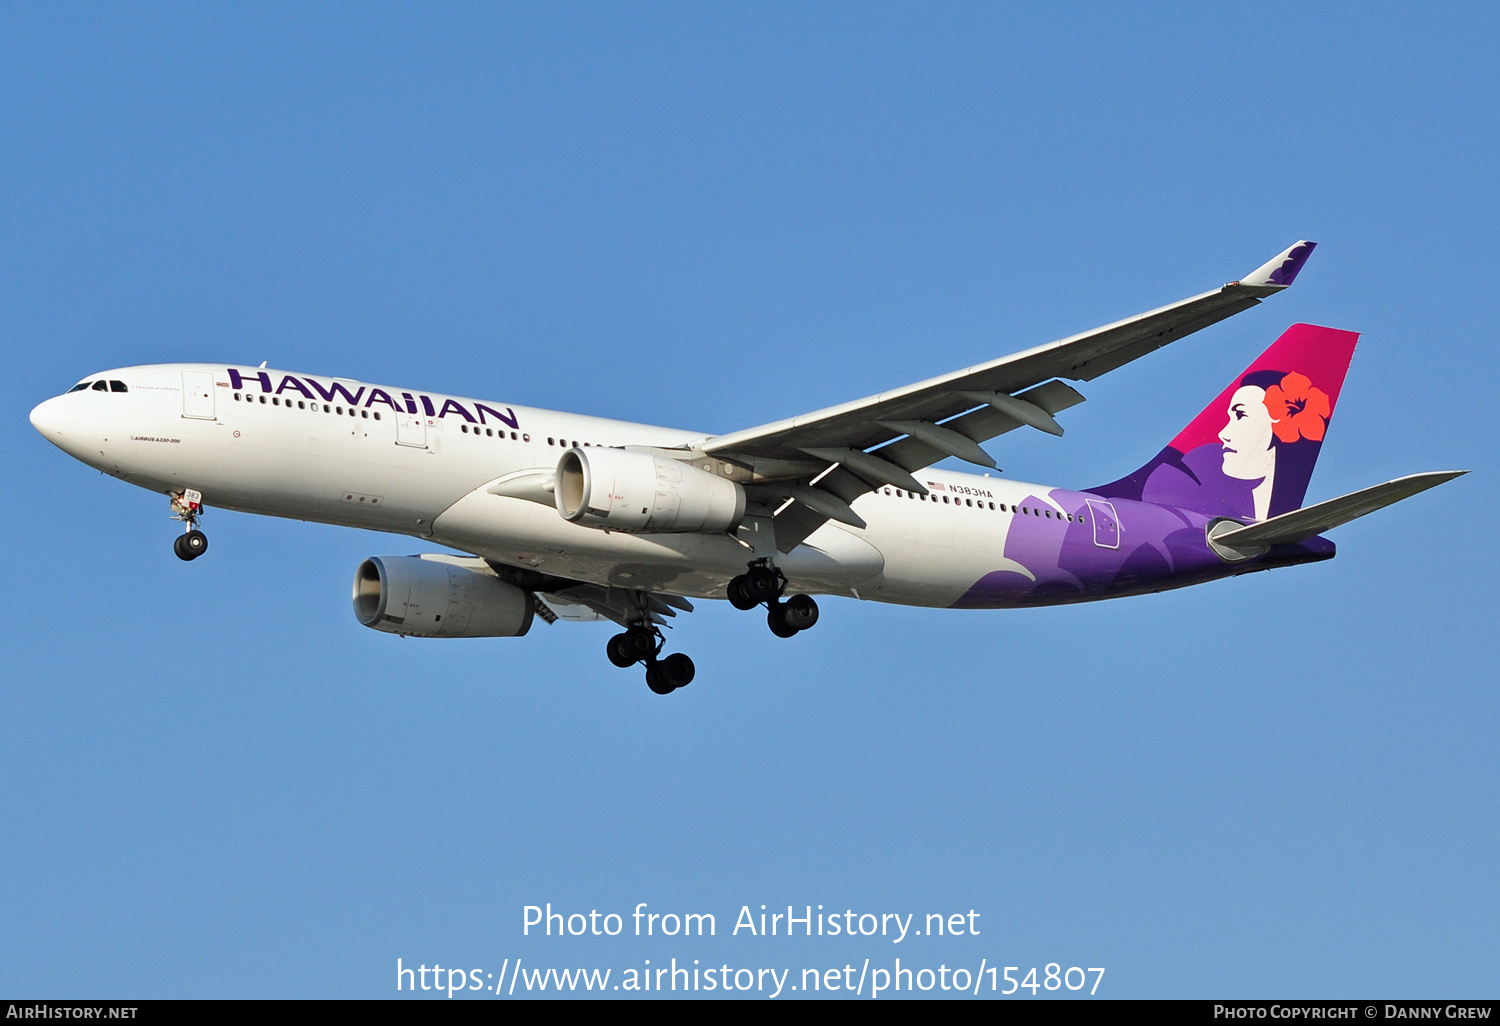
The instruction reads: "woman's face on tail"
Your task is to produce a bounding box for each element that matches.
[1220,386,1276,481]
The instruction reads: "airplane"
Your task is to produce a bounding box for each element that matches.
[29,241,1463,694]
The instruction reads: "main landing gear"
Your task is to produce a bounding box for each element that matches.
[606,620,696,696]
[728,563,819,639]
[170,489,209,562]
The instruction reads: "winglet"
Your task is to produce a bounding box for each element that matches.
[1239,240,1317,288]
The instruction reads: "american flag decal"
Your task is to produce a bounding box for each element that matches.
[927,480,946,492]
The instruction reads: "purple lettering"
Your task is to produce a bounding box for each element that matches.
[474,403,519,429]
[402,392,419,414]
[365,388,400,411]
[227,369,271,392]
[306,379,367,406]
[436,398,476,423]
[420,395,436,417]
[275,375,316,399]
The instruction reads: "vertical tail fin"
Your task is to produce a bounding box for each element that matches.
[1092,323,1360,521]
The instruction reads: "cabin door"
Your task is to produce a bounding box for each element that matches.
[396,411,427,448]
[182,371,216,420]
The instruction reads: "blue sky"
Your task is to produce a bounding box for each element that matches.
[3,3,1496,999]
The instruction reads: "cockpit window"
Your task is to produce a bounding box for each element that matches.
[109,380,128,392]
[91,380,108,391]
[68,382,91,393]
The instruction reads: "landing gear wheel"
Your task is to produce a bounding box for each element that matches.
[782,594,819,631]
[659,652,695,689]
[767,603,800,639]
[169,491,207,560]
[606,633,637,668]
[174,530,208,561]
[727,575,758,611]
[622,626,657,662]
[645,663,676,695]
[744,566,782,604]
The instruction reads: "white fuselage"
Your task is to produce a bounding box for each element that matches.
[31,363,1084,608]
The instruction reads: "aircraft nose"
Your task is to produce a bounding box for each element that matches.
[30,396,75,451]
[31,396,61,435]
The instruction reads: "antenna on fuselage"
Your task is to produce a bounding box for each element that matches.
[258,361,267,369]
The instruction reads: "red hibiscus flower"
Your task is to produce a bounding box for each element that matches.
[1263,371,1330,443]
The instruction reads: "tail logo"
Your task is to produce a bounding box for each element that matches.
[1262,372,1331,443]
[1091,324,1360,522]
[1218,370,1332,519]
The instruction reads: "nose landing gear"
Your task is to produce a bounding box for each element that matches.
[170,489,209,561]
[729,562,820,639]
[173,530,208,561]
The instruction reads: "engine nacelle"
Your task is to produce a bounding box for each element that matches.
[555,447,745,533]
[352,555,534,638]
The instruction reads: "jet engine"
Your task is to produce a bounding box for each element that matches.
[352,555,534,638]
[555,447,745,533]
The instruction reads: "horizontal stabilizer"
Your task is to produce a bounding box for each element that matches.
[1208,471,1466,559]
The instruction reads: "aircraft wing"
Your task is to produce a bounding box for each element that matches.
[537,584,693,627]
[700,241,1317,551]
